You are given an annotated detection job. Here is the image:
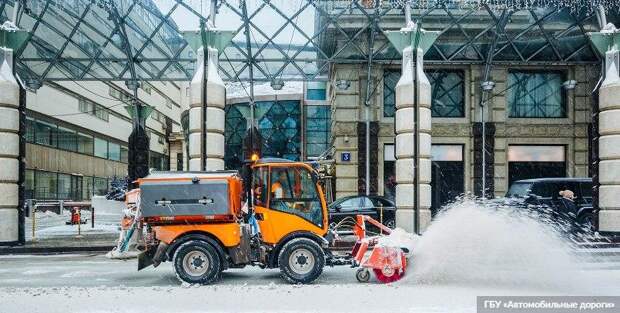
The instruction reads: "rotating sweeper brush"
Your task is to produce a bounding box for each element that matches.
[350,215,412,283]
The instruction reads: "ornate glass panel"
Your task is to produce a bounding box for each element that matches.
[225,100,301,169]
[383,69,465,118]
[507,71,565,118]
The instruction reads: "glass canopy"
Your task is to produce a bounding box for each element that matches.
[1,0,618,83]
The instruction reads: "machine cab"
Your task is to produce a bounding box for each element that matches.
[250,159,328,245]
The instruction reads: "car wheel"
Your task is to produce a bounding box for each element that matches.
[278,238,325,284]
[385,219,396,229]
[173,240,222,285]
[578,213,595,232]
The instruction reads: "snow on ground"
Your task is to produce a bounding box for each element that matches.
[3,200,620,312]
[3,253,619,313]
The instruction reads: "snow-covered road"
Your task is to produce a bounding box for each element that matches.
[0,251,619,313]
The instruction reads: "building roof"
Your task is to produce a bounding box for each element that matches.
[1,1,619,84]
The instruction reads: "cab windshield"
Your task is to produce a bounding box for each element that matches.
[269,166,323,227]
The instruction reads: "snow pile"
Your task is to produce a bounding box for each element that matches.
[403,199,587,289]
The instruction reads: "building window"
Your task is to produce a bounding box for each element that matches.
[141,82,152,95]
[94,137,108,159]
[34,120,57,147]
[306,89,326,100]
[430,144,465,212]
[507,145,566,185]
[93,177,109,196]
[77,132,94,155]
[120,146,129,163]
[57,127,78,152]
[35,171,57,200]
[25,169,35,199]
[25,117,36,142]
[306,82,327,100]
[383,69,465,118]
[109,87,132,103]
[428,70,465,117]
[150,152,169,171]
[383,70,399,118]
[507,71,566,118]
[79,98,109,122]
[108,142,121,161]
[305,105,331,158]
[383,144,396,201]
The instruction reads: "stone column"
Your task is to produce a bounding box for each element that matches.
[188,47,225,171]
[598,49,620,233]
[394,47,432,233]
[0,49,20,244]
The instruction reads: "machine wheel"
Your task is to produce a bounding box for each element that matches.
[278,238,325,284]
[173,240,222,285]
[356,268,371,283]
[373,268,404,283]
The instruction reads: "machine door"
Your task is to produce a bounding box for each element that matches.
[254,165,327,244]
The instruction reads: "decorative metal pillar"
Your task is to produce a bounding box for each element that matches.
[0,23,27,245]
[386,22,439,234]
[589,24,620,233]
[183,23,233,171]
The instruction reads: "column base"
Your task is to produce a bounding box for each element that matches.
[0,208,18,244]
[598,210,620,233]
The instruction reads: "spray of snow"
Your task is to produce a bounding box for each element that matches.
[399,198,594,290]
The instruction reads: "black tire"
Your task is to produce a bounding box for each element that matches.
[385,219,396,229]
[356,268,371,283]
[173,240,222,285]
[577,212,595,232]
[278,238,325,284]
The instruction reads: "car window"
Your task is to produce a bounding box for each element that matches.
[580,182,593,198]
[339,197,373,211]
[372,198,393,207]
[506,182,533,198]
[531,183,553,198]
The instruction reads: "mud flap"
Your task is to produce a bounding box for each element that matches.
[137,250,154,271]
[138,242,169,271]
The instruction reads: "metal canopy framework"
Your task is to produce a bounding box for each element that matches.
[1,0,619,83]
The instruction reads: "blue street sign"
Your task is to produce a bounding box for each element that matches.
[341,152,351,162]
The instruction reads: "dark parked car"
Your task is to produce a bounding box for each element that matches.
[328,195,396,230]
[505,177,594,229]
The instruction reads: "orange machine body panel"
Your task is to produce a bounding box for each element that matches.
[152,223,241,247]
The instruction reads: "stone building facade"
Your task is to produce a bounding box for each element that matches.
[330,62,597,203]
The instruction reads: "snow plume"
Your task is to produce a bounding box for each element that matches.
[403,198,591,290]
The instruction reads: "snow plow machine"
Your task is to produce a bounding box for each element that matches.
[107,158,411,284]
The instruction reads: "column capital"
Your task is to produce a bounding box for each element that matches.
[0,22,28,52]
[589,24,620,86]
[181,23,235,53]
[385,22,439,57]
